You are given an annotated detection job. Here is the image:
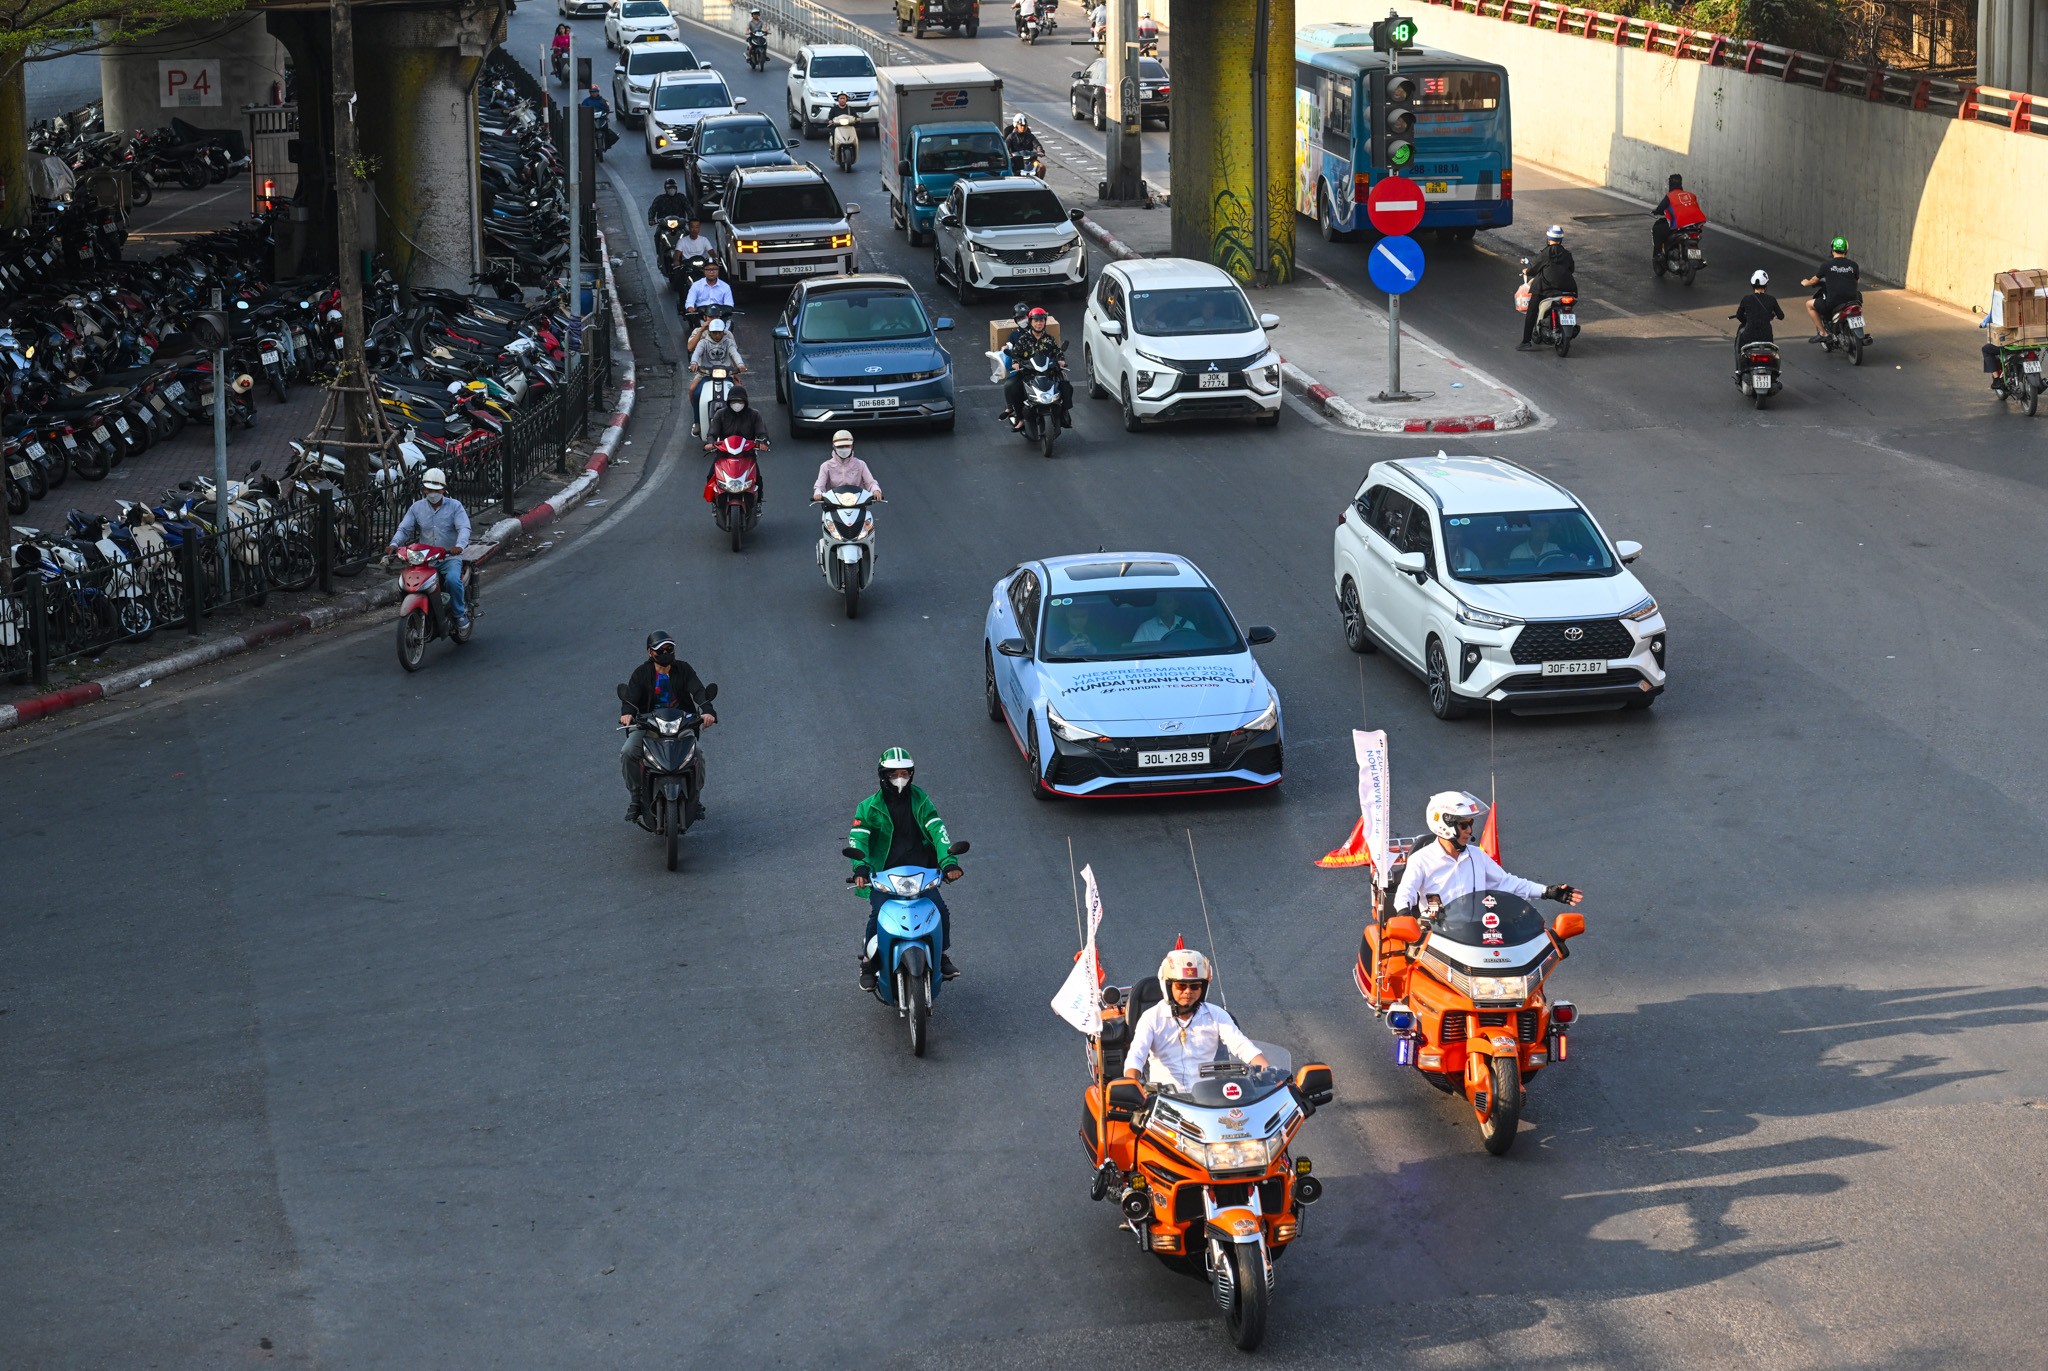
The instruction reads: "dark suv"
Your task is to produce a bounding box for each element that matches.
[716,163,859,293]
[687,113,797,215]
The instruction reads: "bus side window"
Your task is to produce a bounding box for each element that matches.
[1321,76,1351,154]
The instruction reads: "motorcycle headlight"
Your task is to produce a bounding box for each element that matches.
[1620,595,1660,623]
[1045,703,1107,743]
[1205,1137,1275,1173]
[887,872,925,897]
[1468,974,1532,1003]
[1455,601,1522,629]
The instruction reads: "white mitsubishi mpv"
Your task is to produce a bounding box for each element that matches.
[1332,454,1668,718]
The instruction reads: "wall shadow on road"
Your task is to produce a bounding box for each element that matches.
[1323,980,2048,1353]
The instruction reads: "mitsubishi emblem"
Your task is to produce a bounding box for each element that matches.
[1563,626,1585,642]
[1206,361,1220,372]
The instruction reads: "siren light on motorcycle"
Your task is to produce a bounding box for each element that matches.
[1387,1007,1416,1032]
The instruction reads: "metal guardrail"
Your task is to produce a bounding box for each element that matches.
[1430,0,2043,137]
[753,0,918,67]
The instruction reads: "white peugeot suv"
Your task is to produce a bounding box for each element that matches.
[1079,258,1283,431]
[1332,454,1667,718]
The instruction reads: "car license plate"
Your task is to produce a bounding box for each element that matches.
[852,396,899,409]
[1558,313,1577,326]
[25,442,45,459]
[1540,660,1605,677]
[1198,372,1230,389]
[1139,748,1211,768]
[2024,360,2041,373]
[166,381,185,399]
[1425,180,1448,193]
[1009,264,1052,275]
[112,416,130,434]
[7,461,28,481]
[768,262,830,276]
[261,349,279,364]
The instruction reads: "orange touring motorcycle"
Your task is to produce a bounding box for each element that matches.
[1079,975,1335,1352]
[1356,878,1586,1156]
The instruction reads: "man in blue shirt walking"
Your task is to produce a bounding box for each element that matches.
[388,467,472,632]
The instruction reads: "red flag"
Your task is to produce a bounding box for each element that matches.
[1479,804,1500,863]
[1316,817,1376,870]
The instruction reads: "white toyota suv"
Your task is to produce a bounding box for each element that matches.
[1332,455,1667,718]
[785,45,879,138]
[1079,258,1283,431]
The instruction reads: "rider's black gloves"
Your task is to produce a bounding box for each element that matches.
[1543,883,1578,903]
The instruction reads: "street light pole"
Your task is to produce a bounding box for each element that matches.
[330,0,373,488]
[566,36,581,326]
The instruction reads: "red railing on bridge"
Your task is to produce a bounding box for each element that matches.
[1430,0,2040,138]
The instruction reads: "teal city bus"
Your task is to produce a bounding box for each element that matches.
[1294,22,1513,241]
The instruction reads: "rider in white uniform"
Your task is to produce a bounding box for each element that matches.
[1394,791,1583,916]
[1124,945,1269,1092]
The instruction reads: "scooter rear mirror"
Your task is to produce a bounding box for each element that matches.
[702,682,718,701]
[842,845,864,860]
[1384,915,1423,944]
[947,840,970,856]
[1553,912,1586,940]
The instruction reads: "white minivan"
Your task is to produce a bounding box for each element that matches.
[1079,258,1283,431]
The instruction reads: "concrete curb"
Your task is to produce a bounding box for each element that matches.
[1,233,640,736]
[1073,215,1534,435]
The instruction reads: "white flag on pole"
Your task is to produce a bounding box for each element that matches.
[1051,864,1106,1034]
[1354,729,1391,880]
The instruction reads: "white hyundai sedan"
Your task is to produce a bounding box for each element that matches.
[1078,258,1283,431]
[1332,454,1668,718]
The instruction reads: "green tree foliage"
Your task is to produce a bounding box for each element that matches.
[1600,0,1853,54]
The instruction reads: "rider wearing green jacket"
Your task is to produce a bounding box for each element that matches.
[849,747,962,987]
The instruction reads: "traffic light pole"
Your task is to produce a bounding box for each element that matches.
[1376,40,1413,403]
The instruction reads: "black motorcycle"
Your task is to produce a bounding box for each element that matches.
[1654,222,1705,286]
[1815,296,1871,366]
[747,31,769,71]
[1735,340,1781,409]
[617,683,718,871]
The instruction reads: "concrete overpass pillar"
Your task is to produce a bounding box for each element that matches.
[1978,0,2048,95]
[99,16,288,148]
[1168,0,1296,285]
[354,3,498,293]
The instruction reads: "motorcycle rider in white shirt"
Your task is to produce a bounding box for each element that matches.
[1124,945,1270,1093]
[1394,791,1583,917]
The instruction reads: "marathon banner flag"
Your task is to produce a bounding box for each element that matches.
[1051,864,1106,1034]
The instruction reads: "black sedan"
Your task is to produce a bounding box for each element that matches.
[1069,56,1170,131]
[685,113,799,214]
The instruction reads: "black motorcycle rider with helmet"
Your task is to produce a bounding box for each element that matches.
[618,632,716,824]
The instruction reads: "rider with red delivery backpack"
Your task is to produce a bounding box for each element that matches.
[1651,173,1706,262]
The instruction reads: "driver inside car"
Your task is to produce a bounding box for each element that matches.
[1129,590,1195,644]
[1508,516,1561,564]
[1124,945,1270,1093]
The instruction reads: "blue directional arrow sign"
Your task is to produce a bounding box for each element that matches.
[1369,234,1426,296]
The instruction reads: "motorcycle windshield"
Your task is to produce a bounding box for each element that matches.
[1434,891,1546,945]
[1152,1056,1293,1108]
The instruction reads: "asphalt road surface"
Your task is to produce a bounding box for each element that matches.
[5,11,2047,1369]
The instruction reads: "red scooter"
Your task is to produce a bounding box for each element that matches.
[391,543,477,671]
[703,433,763,552]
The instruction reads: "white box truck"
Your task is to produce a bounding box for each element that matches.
[876,63,1007,245]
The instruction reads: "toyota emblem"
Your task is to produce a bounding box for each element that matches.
[1563,626,1585,642]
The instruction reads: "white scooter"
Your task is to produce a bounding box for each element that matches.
[814,485,879,618]
[829,112,860,172]
[695,364,738,438]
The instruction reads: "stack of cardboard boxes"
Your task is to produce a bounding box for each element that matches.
[1988,269,2048,345]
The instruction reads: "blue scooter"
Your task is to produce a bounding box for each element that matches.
[844,840,968,1057]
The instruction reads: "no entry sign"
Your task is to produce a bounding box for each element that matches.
[1366,176,1425,238]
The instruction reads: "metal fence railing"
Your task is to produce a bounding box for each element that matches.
[749,0,919,66]
[1430,0,2045,137]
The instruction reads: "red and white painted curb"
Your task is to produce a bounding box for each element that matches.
[2,236,639,735]
[1073,215,1532,435]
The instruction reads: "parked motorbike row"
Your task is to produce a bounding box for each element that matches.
[478,72,572,288]
[28,104,251,206]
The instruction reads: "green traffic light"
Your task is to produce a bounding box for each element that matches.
[1389,141,1413,167]
[1392,19,1416,43]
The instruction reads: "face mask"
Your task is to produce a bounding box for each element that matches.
[729,402,745,413]
[833,446,852,460]
[426,492,443,506]
[889,776,909,793]
[654,648,675,666]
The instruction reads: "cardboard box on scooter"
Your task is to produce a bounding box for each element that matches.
[986,317,1060,352]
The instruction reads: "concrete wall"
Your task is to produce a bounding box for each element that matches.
[100,15,288,143]
[1296,0,2048,309]
[1169,0,1297,281]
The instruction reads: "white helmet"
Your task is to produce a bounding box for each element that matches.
[421,467,448,493]
[1158,943,1211,987]
[1426,790,1488,841]
[1749,269,1770,287]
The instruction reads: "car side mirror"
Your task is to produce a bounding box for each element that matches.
[733,96,747,106]
[845,202,860,215]
[1100,320,1123,339]
[1246,625,1276,645]
[1071,71,1087,81]
[898,158,912,176]
[842,845,864,859]
[1259,312,1281,331]
[996,636,1028,658]
[947,839,971,856]
[787,140,801,149]
[1393,550,1427,578]
[711,208,728,221]
[1614,539,1643,564]
[1553,912,1586,940]
[772,324,790,339]
[1384,914,1423,944]
[933,317,954,331]
[1069,207,1085,223]
[938,208,957,226]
